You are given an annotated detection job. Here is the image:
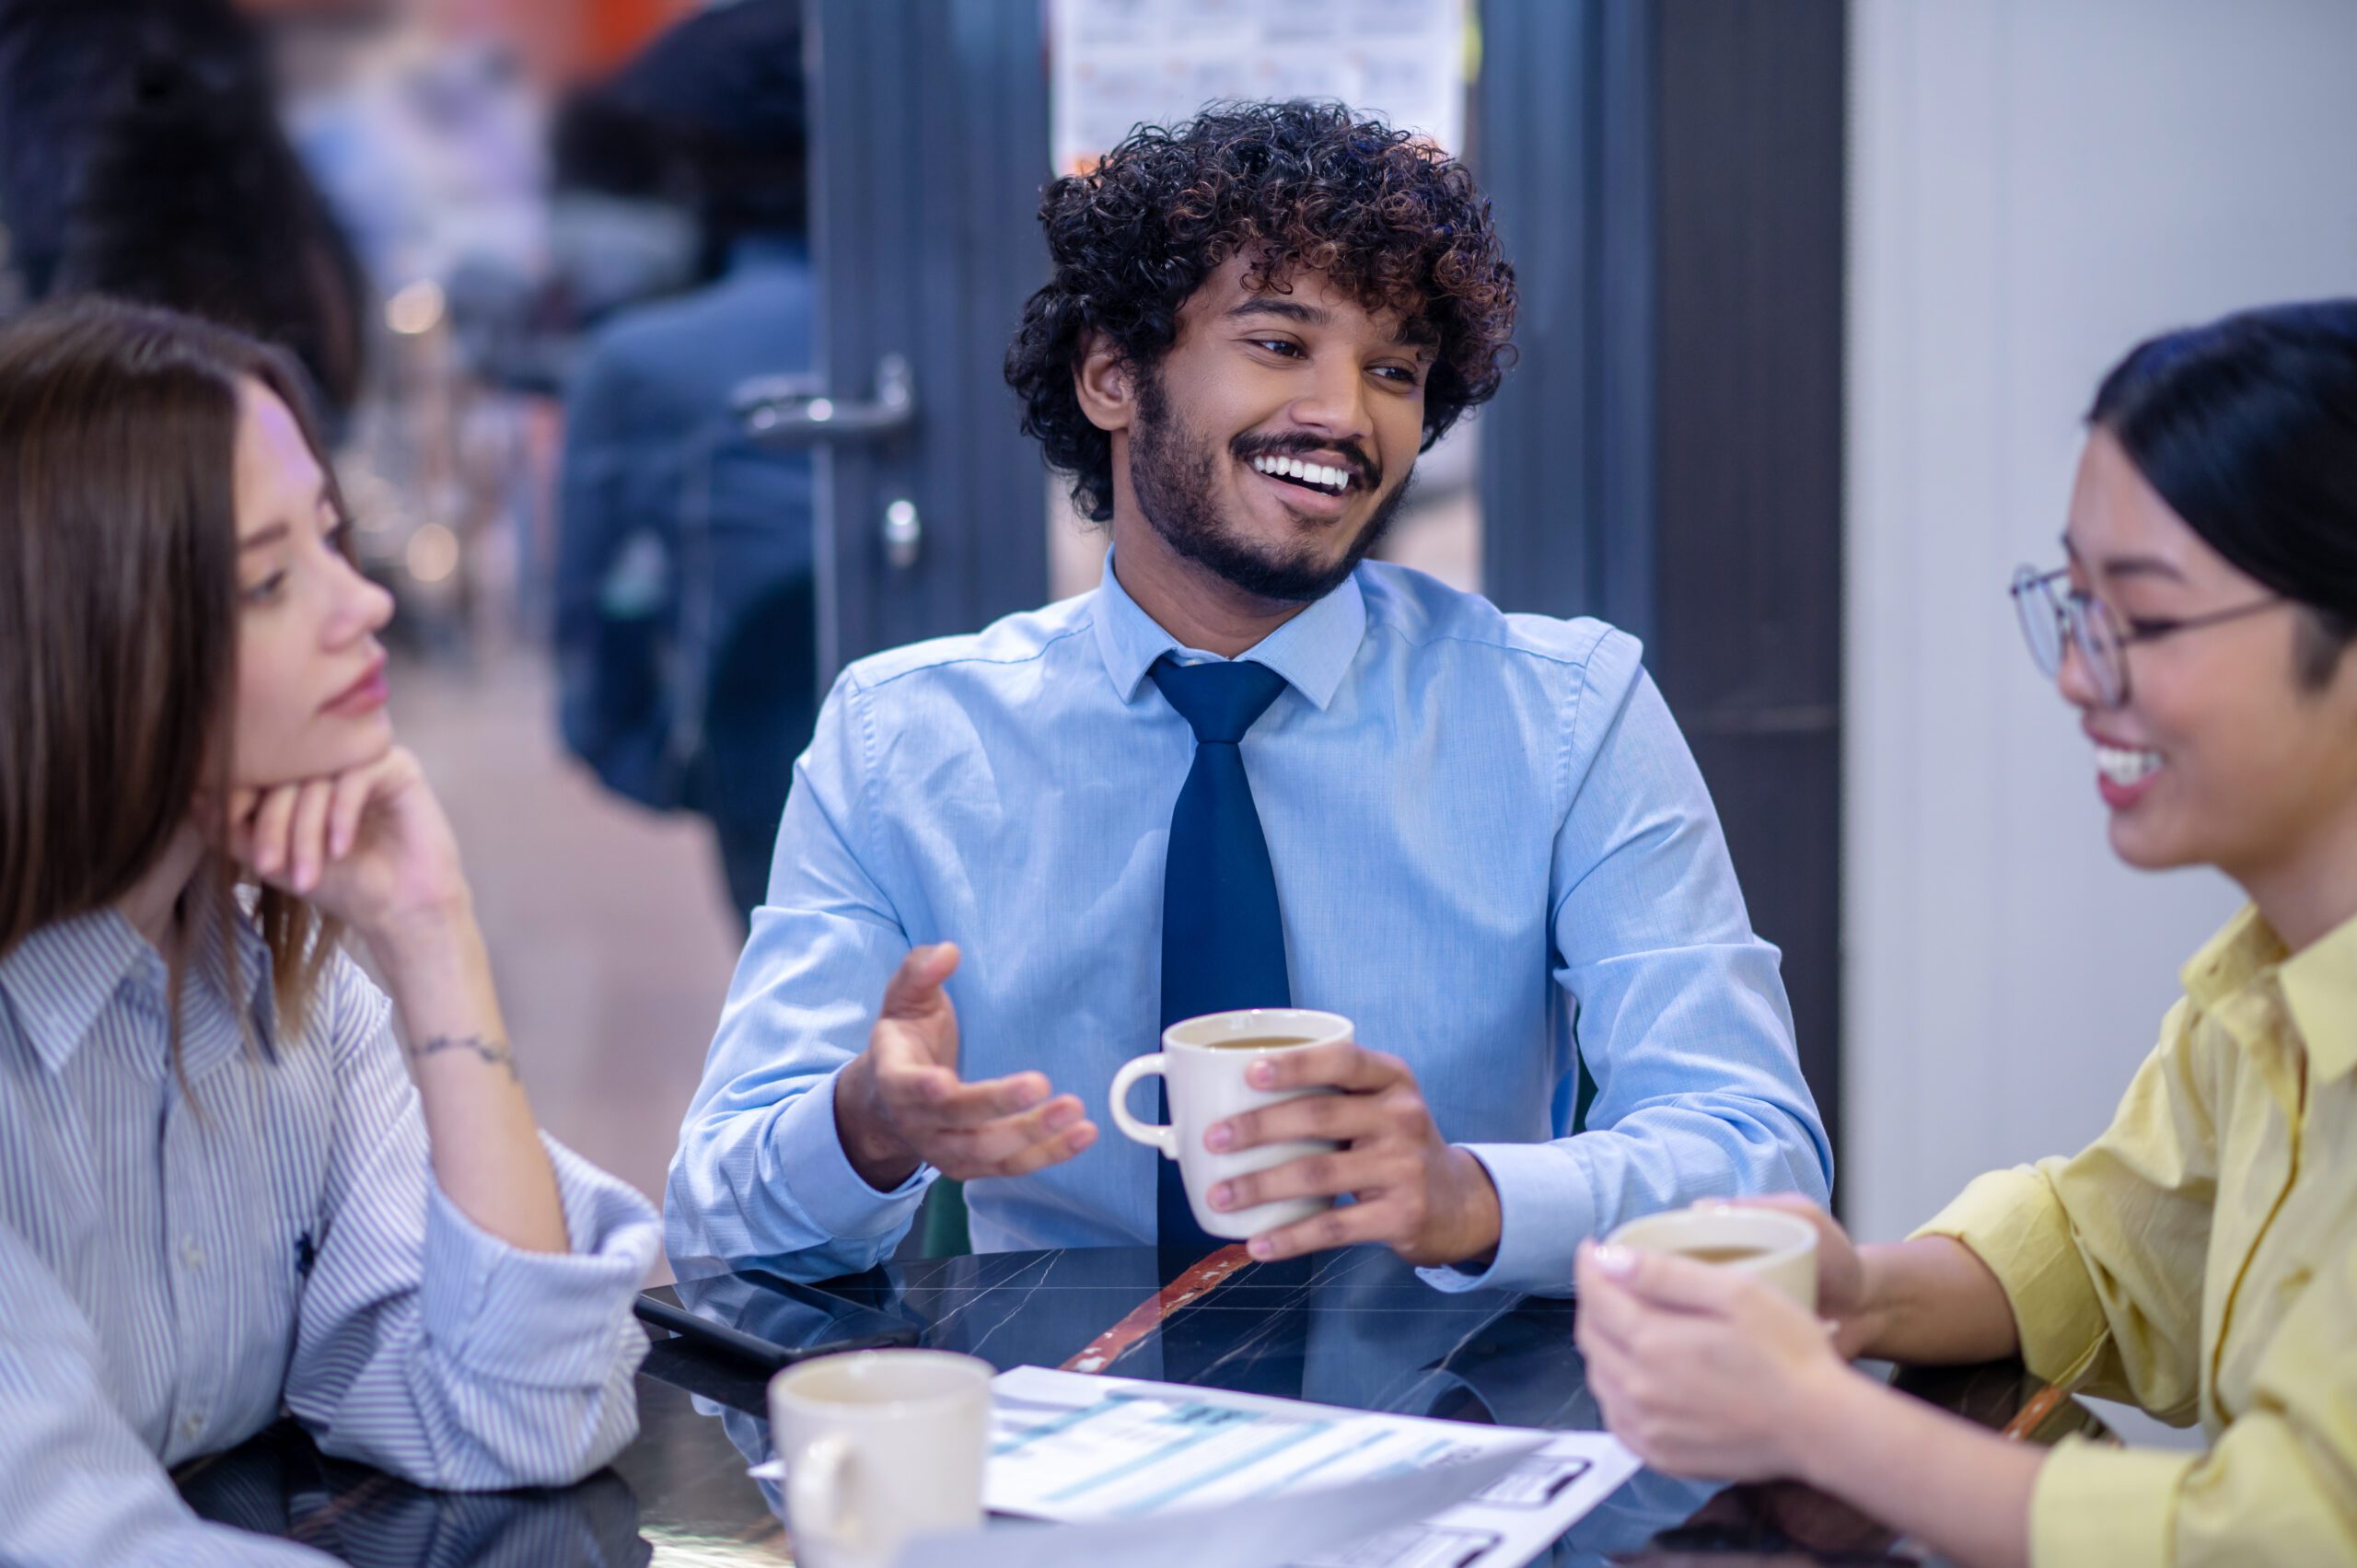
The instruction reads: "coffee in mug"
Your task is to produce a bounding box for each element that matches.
[1600,1205,1819,1310]
[1109,1008,1352,1240]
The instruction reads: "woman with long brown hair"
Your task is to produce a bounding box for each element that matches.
[0,297,657,1562]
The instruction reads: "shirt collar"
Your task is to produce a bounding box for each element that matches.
[0,907,158,1074]
[2181,902,2357,1083]
[1088,548,1368,711]
[2276,905,2357,1082]
[0,893,273,1075]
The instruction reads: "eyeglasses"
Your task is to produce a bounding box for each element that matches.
[2009,564,2282,707]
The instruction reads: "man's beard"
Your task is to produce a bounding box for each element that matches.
[1127,366,1414,605]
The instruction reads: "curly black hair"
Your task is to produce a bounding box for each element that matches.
[1006,100,1518,523]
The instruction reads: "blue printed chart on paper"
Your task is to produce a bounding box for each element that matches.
[985,1366,1639,1568]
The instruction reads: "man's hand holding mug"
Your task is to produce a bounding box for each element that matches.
[1111,1008,1503,1269]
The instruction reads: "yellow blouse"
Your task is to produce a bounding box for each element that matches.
[1917,903,2357,1567]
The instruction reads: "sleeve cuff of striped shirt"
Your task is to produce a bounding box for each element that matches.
[2028,1436,2189,1568]
[778,1067,934,1237]
[1909,1164,2112,1384]
[422,1135,661,1386]
[1415,1142,1595,1296]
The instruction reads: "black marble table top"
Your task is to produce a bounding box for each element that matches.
[176,1245,2108,1565]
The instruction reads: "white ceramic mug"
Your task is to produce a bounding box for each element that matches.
[765,1349,992,1568]
[1601,1204,1820,1310]
[1109,1007,1352,1240]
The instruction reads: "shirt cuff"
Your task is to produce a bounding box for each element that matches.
[1910,1164,2109,1386]
[422,1133,660,1386]
[2028,1435,2189,1568]
[769,1067,934,1241]
[1415,1142,1596,1296]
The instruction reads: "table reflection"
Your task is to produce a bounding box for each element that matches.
[174,1420,650,1567]
[670,1246,1572,1409]
[667,1246,1725,1562]
[174,1246,2098,1565]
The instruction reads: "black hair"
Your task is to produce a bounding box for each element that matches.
[2090,299,2357,687]
[52,16,366,420]
[555,0,807,273]
[1006,100,1517,524]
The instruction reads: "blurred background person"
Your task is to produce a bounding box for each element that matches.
[552,0,819,932]
[0,0,369,419]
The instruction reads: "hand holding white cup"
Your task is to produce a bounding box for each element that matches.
[1109,1007,1352,1240]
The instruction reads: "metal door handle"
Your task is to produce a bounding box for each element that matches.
[883,498,921,570]
[735,354,916,446]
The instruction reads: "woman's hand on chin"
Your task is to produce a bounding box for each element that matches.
[226,745,471,946]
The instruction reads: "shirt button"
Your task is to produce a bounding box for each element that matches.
[181,1411,205,1440]
[181,1239,205,1270]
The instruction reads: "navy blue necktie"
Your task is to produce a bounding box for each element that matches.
[1151,655,1292,1264]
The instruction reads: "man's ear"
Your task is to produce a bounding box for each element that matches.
[1073,331,1136,435]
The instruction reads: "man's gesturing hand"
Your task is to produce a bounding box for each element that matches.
[834,944,1097,1191]
[1201,1042,1501,1268]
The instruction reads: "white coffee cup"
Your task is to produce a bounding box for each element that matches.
[1109,1007,1351,1240]
[1601,1204,1820,1310]
[765,1349,992,1568]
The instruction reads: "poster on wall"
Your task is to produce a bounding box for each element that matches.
[1049,0,1470,175]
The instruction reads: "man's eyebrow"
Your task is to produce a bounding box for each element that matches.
[1225,297,1331,328]
[1228,296,1440,353]
[238,522,290,554]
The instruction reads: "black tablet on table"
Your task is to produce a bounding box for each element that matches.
[636,1268,923,1371]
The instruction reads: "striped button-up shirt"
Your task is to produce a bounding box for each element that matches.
[0,903,660,1565]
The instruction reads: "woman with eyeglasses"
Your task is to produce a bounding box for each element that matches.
[0,298,659,1562]
[1574,297,2357,1567]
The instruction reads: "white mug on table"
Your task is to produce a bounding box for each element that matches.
[764,1349,992,1568]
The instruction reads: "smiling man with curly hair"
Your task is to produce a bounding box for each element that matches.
[1007,101,1516,599]
[669,102,1831,1294]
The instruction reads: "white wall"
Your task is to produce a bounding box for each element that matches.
[1844,0,2357,1243]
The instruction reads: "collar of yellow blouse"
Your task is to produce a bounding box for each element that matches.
[2182,903,2357,1084]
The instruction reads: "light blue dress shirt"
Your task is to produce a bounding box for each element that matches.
[667,560,1831,1293]
[0,902,660,1565]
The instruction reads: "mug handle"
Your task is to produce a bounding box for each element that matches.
[788,1434,853,1547]
[1109,1053,1177,1158]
